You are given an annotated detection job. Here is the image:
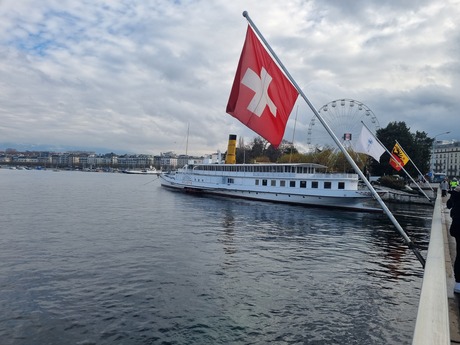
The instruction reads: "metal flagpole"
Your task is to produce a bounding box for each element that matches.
[242,11,425,267]
[289,106,299,163]
[395,140,434,192]
[360,121,432,202]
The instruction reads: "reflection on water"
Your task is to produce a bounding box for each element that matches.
[0,169,431,344]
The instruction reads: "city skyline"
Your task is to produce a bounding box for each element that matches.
[1,1,459,155]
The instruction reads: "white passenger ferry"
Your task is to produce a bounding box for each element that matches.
[160,162,380,212]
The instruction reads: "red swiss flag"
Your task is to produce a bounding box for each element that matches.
[226,25,299,148]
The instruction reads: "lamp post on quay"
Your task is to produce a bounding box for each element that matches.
[431,131,450,177]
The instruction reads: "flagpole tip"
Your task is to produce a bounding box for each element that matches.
[242,11,248,18]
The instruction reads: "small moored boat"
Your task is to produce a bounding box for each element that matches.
[122,168,159,175]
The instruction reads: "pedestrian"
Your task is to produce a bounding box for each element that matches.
[441,178,449,197]
[447,186,460,293]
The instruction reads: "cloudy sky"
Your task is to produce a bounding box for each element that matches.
[0,0,458,155]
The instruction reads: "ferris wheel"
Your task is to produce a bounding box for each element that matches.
[306,99,380,151]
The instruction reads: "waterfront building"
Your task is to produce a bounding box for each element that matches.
[432,140,460,178]
[0,155,11,163]
[86,154,114,169]
[13,156,38,164]
[157,152,178,171]
[117,154,154,169]
[1,148,215,171]
[177,154,189,168]
[36,151,52,165]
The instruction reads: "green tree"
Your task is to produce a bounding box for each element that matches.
[235,137,250,164]
[371,121,433,177]
[278,152,310,163]
[250,137,267,160]
[234,137,301,163]
[412,130,433,174]
[265,140,296,162]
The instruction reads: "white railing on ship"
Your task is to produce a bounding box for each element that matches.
[190,170,357,179]
[412,188,450,344]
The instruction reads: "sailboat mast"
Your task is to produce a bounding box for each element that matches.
[185,123,190,157]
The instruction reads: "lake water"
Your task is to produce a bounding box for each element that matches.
[0,169,431,344]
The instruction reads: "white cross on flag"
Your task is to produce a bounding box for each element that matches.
[226,25,299,148]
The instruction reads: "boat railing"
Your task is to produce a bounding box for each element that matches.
[187,169,357,179]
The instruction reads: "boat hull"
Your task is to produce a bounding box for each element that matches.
[122,169,159,175]
[160,174,380,213]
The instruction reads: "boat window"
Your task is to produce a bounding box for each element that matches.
[228,178,234,184]
[262,179,267,186]
[312,181,318,188]
[300,181,306,188]
[324,182,332,189]
[338,182,345,189]
[290,181,296,187]
[280,180,286,187]
[271,180,276,186]
[255,179,259,186]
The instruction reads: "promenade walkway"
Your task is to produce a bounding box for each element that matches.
[412,189,460,344]
[412,190,460,345]
[442,193,460,344]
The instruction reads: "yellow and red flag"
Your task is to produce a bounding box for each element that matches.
[389,142,410,171]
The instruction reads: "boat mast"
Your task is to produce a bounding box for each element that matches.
[185,122,190,157]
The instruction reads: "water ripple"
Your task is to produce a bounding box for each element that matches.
[0,170,430,344]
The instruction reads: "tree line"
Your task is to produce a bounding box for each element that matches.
[232,121,433,178]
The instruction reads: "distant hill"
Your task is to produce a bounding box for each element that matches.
[0,142,133,155]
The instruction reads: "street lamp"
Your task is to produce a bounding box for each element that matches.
[431,131,451,177]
